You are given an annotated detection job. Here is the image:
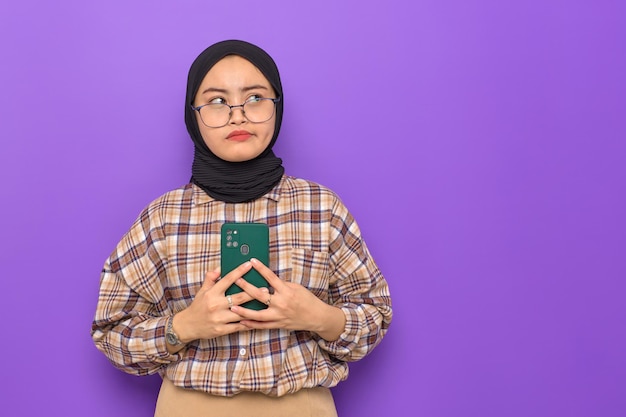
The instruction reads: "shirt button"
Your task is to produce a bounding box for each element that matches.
[239,348,246,356]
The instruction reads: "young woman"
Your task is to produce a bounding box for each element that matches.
[92,40,392,417]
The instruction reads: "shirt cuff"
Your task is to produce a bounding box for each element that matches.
[139,316,185,364]
[317,306,366,360]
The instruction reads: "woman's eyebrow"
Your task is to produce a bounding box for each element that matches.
[200,87,228,95]
[241,84,269,92]
[200,85,269,95]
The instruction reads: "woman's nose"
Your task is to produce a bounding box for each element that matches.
[229,105,246,124]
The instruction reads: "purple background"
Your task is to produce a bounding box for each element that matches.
[1,1,625,416]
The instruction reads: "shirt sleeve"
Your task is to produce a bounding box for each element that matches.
[317,197,392,361]
[91,203,182,375]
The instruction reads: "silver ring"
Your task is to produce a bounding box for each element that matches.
[226,295,233,309]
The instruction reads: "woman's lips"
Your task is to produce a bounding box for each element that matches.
[226,130,252,141]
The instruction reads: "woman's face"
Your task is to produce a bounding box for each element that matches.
[193,55,277,162]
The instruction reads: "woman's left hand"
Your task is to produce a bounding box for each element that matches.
[231,258,346,341]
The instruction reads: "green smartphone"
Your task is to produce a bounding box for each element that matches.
[221,222,270,310]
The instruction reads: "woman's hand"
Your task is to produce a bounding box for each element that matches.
[170,262,257,348]
[231,258,346,341]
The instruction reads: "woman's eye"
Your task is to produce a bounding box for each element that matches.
[246,94,262,103]
[209,97,226,105]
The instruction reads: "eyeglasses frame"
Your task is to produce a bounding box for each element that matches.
[191,97,281,128]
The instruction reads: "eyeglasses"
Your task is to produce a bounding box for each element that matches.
[191,97,281,128]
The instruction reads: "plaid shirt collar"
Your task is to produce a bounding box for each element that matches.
[191,176,285,206]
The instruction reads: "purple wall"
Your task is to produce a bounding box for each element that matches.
[1,1,625,416]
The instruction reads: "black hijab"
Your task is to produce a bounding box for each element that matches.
[185,40,285,203]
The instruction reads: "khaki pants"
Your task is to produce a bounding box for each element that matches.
[154,378,338,417]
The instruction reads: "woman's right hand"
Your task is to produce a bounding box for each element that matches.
[169,261,256,348]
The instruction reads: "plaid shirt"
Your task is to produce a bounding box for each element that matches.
[91,176,392,397]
